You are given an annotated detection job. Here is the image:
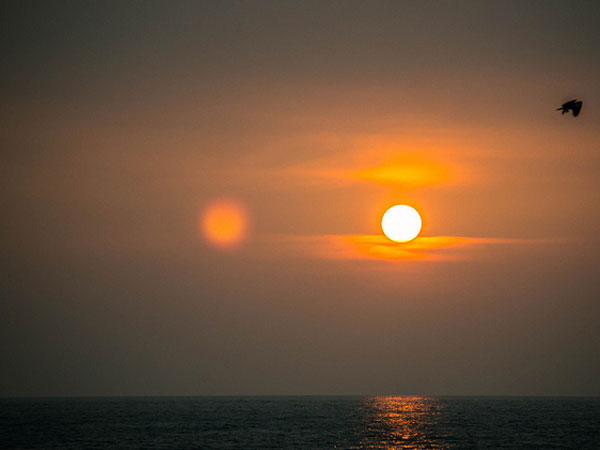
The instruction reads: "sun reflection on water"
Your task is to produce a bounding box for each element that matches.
[355,396,447,450]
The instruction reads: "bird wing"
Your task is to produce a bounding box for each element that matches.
[572,101,582,117]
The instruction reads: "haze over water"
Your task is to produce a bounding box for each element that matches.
[2,0,599,406]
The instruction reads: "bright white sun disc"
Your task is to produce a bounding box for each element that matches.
[381,205,422,243]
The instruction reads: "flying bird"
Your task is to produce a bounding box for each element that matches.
[557,99,582,117]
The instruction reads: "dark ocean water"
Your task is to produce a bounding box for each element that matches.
[1,396,599,449]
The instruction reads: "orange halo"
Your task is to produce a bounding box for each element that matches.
[200,200,248,250]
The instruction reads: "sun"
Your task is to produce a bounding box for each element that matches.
[381,205,422,243]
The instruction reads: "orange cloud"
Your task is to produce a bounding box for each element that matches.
[352,156,452,188]
[265,234,544,262]
[272,133,473,190]
[284,155,456,190]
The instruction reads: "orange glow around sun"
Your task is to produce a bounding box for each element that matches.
[200,200,248,250]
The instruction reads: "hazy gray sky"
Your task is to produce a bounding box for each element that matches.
[1,1,599,396]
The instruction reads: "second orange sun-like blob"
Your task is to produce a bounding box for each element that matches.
[200,200,249,250]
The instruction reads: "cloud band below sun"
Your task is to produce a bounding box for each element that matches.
[263,234,548,262]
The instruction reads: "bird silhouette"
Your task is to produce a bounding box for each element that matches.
[557,99,582,117]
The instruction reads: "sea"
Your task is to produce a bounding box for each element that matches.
[1,396,599,449]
